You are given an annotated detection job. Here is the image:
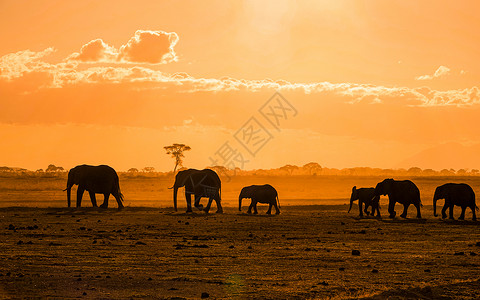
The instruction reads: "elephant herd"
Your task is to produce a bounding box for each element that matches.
[170,168,280,214]
[349,179,478,221]
[64,166,280,215]
[64,165,478,221]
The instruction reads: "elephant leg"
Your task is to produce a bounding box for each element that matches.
[76,188,85,208]
[441,204,448,219]
[448,205,454,220]
[247,202,253,214]
[253,202,258,214]
[114,195,124,209]
[415,203,422,219]
[214,194,223,214]
[266,203,272,215]
[274,202,280,215]
[459,206,466,220]
[370,202,376,216]
[185,193,193,213]
[100,193,109,208]
[471,206,477,221]
[388,201,396,218]
[88,191,98,207]
[370,205,375,216]
[375,205,381,219]
[203,197,213,213]
[364,202,370,216]
[358,201,364,217]
[400,203,409,218]
[194,195,204,211]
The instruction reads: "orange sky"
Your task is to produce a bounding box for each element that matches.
[1,0,479,171]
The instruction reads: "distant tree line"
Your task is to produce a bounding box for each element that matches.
[119,163,480,178]
[1,163,479,178]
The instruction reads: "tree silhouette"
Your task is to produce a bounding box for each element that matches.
[302,162,322,175]
[279,164,299,175]
[142,167,155,173]
[46,164,64,172]
[407,167,422,175]
[164,143,191,173]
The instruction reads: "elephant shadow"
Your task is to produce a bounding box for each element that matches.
[236,213,277,218]
[165,212,212,217]
[352,215,382,221]
[45,208,123,216]
[439,219,479,226]
[380,218,427,224]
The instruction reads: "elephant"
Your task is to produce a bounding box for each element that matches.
[171,169,223,213]
[433,183,478,221]
[64,165,124,209]
[348,186,381,218]
[373,178,422,219]
[238,184,280,215]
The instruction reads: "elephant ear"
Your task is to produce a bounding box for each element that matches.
[70,168,80,184]
[352,186,356,192]
[177,170,195,187]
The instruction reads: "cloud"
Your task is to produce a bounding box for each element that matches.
[0,47,56,80]
[415,65,451,80]
[1,48,480,107]
[67,39,117,62]
[67,30,178,64]
[118,30,179,64]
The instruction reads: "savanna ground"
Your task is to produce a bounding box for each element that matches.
[0,175,479,299]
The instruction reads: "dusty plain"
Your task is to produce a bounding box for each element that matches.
[0,175,479,299]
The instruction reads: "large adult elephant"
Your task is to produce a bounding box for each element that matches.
[373,179,422,219]
[348,186,380,218]
[172,169,222,213]
[238,184,280,215]
[64,165,124,209]
[433,183,478,221]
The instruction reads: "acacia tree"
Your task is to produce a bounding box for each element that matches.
[164,143,191,173]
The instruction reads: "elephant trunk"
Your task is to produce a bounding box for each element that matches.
[348,196,355,213]
[173,186,178,212]
[65,176,74,208]
[67,187,71,208]
[239,189,246,211]
[433,195,438,217]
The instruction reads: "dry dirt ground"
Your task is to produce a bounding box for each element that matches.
[0,205,479,299]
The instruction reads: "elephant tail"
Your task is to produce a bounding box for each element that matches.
[416,190,423,208]
[277,195,281,209]
[114,174,124,202]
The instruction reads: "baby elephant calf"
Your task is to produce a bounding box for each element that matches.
[348,186,381,218]
[239,184,280,215]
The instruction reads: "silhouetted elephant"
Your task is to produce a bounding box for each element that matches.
[171,169,222,213]
[64,165,124,209]
[433,183,478,221]
[239,184,280,215]
[373,179,422,219]
[348,186,380,218]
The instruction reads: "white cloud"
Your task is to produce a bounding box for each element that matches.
[67,30,178,64]
[66,39,117,63]
[1,49,479,107]
[0,47,56,80]
[415,65,451,80]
